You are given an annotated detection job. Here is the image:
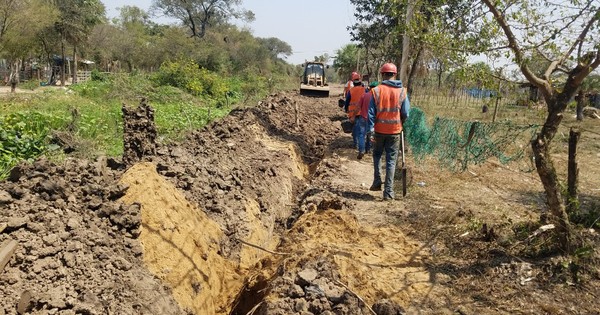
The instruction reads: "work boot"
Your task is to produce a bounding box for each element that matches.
[357,152,364,160]
[369,183,382,191]
[383,192,395,201]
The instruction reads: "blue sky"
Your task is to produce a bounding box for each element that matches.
[101,0,357,65]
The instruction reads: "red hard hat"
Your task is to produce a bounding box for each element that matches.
[380,63,397,74]
[351,72,360,80]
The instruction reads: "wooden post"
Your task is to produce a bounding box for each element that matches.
[567,128,581,214]
[492,80,502,122]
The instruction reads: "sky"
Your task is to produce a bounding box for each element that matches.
[101,0,357,65]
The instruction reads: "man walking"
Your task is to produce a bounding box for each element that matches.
[355,81,378,159]
[345,78,365,149]
[367,63,410,200]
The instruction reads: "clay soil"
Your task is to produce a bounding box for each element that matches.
[1,85,599,315]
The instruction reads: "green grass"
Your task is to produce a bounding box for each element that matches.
[0,71,292,178]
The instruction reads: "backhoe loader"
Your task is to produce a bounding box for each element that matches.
[300,62,330,97]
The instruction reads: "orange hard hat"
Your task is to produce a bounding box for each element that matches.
[351,72,360,80]
[380,63,397,74]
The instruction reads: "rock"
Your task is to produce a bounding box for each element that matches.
[66,218,80,230]
[45,285,67,309]
[0,190,12,204]
[7,217,28,230]
[8,165,25,182]
[294,298,309,312]
[296,268,318,286]
[372,299,405,315]
[288,284,305,298]
[313,278,344,303]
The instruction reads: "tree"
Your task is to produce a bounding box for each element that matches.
[257,37,292,60]
[480,0,600,250]
[152,0,254,39]
[53,0,105,85]
[349,0,485,92]
[333,44,360,80]
[0,0,57,90]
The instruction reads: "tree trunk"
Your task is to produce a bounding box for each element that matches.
[73,45,78,84]
[407,46,423,95]
[567,128,580,215]
[575,90,584,121]
[531,101,571,250]
[60,39,66,87]
[400,1,415,84]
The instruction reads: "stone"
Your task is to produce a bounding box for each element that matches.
[0,190,12,205]
[296,268,318,286]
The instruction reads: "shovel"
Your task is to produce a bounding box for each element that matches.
[401,130,407,197]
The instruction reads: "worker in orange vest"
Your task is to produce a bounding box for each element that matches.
[355,81,379,159]
[344,72,359,96]
[367,63,410,200]
[344,77,365,149]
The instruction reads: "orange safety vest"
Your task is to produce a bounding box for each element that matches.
[347,86,366,121]
[372,85,406,134]
[344,80,353,95]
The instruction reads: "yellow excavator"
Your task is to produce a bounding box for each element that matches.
[300,62,330,97]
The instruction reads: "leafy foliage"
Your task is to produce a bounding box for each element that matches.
[0,112,65,178]
[152,59,229,99]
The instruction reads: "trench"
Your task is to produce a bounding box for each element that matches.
[119,128,321,315]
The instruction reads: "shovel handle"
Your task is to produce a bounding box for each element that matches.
[401,131,407,197]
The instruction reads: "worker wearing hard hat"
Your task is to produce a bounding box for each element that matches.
[367,63,410,200]
[355,81,379,160]
[344,72,359,96]
[345,76,366,150]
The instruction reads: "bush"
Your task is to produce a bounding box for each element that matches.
[152,59,230,99]
[0,112,65,178]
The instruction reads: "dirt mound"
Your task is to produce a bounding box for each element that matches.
[122,98,157,166]
[0,158,181,314]
[120,162,242,314]
[240,210,433,315]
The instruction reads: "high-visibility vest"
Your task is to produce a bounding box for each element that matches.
[372,85,406,134]
[347,86,366,120]
[344,81,353,95]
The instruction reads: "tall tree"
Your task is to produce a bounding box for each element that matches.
[54,0,105,85]
[152,0,254,38]
[333,44,361,80]
[257,37,292,60]
[480,0,600,250]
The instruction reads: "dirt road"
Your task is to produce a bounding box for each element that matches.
[1,87,598,314]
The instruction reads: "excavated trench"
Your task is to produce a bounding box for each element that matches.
[0,93,429,314]
[116,93,345,314]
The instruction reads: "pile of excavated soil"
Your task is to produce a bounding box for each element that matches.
[0,157,182,314]
[248,210,432,315]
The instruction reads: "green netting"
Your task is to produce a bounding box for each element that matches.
[405,107,539,172]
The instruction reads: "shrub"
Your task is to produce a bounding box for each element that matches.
[152,59,230,99]
[0,112,65,178]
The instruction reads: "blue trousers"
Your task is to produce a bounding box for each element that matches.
[372,133,400,199]
[353,116,371,153]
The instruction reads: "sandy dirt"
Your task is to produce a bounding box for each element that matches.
[1,85,599,314]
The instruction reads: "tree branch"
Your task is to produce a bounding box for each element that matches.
[482,0,549,95]
[544,3,597,79]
